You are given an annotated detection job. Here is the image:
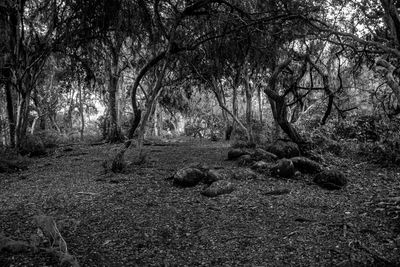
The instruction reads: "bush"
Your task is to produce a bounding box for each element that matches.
[20,134,46,157]
[35,130,62,148]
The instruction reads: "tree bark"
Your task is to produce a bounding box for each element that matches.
[107,71,123,142]
[5,80,15,147]
[136,59,169,151]
[245,72,253,126]
[375,58,400,107]
[264,58,304,144]
[78,81,85,141]
[128,52,167,138]
[257,85,263,124]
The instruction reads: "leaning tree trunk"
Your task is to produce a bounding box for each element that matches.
[264,58,304,144]
[274,97,304,143]
[136,59,169,151]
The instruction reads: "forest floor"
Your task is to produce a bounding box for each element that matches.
[1,137,400,266]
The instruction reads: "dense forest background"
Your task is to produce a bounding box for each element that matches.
[1,0,400,157]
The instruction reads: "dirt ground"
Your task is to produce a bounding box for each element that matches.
[1,138,400,266]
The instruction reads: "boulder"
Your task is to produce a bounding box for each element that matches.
[227,148,249,160]
[187,163,210,172]
[173,167,206,187]
[290,156,322,174]
[201,180,235,197]
[238,154,253,166]
[265,140,300,159]
[0,159,28,173]
[0,234,31,253]
[252,161,270,171]
[270,158,295,178]
[204,169,224,185]
[313,170,347,190]
[232,168,257,180]
[251,148,278,162]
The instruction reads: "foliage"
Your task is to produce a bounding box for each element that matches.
[19,134,46,157]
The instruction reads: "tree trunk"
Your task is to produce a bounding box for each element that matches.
[5,80,15,147]
[136,59,169,151]
[212,78,251,141]
[245,73,252,126]
[274,97,303,143]
[15,88,32,150]
[128,52,167,139]
[244,72,254,142]
[264,58,304,144]
[258,85,263,124]
[107,72,123,142]
[268,96,281,140]
[78,82,85,141]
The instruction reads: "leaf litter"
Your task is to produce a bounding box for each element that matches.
[0,139,399,266]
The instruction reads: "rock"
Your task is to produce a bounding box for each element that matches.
[188,163,209,172]
[252,161,270,171]
[0,234,31,253]
[227,148,250,160]
[204,169,224,185]
[238,154,253,166]
[60,252,80,267]
[2,240,31,253]
[201,180,235,197]
[252,148,278,162]
[290,156,322,174]
[313,170,347,190]
[270,158,295,178]
[232,168,257,180]
[0,159,28,173]
[173,167,206,187]
[265,140,300,159]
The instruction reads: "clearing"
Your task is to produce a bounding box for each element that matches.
[1,138,400,266]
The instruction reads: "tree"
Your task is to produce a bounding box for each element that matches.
[0,0,118,150]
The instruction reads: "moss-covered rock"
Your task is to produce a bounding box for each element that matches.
[270,158,295,178]
[313,170,347,190]
[265,140,300,159]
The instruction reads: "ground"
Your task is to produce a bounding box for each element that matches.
[0,138,400,266]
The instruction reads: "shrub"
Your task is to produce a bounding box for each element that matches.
[35,130,62,148]
[19,134,46,157]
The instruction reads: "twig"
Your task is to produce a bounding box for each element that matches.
[193,226,210,234]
